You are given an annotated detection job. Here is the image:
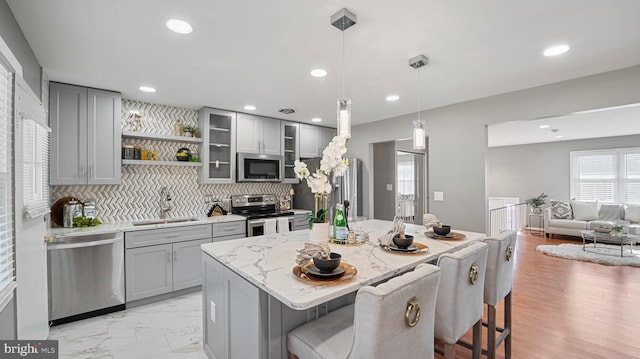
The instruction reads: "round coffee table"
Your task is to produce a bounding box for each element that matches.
[581,230,637,257]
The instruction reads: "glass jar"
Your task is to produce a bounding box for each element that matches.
[121,145,134,159]
[133,145,142,160]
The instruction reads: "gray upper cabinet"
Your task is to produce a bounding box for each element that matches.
[236,113,281,155]
[49,82,121,185]
[299,124,336,158]
[199,107,236,184]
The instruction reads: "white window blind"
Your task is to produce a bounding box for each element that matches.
[0,57,15,305]
[570,148,640,204]
[22,117,50,218]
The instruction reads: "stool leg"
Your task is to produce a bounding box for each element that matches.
[472,319,482,359]
[487,304,497,359]
[444,343,455,359]
[505,292,512,359]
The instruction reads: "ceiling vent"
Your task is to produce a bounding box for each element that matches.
[278,108,295,115]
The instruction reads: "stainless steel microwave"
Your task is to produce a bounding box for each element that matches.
[237,153,283,182]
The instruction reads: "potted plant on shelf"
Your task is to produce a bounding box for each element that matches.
[294,135,349,241]
[182,125,195,137]
[526,192,548,214]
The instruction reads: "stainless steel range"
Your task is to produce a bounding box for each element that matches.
[231,194,294,236]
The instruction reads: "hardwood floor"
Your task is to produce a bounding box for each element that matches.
[437,230,640,359]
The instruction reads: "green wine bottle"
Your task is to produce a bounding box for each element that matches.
[334,203,347,240]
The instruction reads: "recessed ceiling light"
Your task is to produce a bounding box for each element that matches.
[555,135,564,138]
[543,44,570,57]
[311,118,322,122]
[310,69,327,77]
[166,19,193,34]
[386,95,400,102]
[139,86,156,93]
[539,125,550,129]
[244,105,256,111]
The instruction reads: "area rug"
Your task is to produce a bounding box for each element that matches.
[536,243,640,267]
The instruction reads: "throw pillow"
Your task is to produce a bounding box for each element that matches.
[598,204,624,221]
[624,204,640,223]
[550,200,573,219]
[570,200,599,221]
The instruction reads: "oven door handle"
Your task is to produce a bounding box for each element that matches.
[249,220,265,225]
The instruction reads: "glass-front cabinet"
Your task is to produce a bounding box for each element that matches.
[282,121,300,183]
[198,107,236,183]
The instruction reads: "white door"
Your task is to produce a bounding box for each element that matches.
[14,77,49,339]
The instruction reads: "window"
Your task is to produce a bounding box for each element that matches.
[0,56,15,306]
[570,148,640,203]
[22,117,50,218]
[396,151,415,195]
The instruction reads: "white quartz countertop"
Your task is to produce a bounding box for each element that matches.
[201,219,486,310]
[291,209,312,215]
[47,214,246,237]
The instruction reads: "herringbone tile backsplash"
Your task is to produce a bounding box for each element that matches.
[51,99,292,223]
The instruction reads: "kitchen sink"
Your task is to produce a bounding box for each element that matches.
[132,218,200,226]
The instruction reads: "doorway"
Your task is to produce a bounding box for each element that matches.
[396,150,426,224]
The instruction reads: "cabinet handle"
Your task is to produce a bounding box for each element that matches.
[89,164,93,178]
[167,252,171,263]
[79,164,84,179]
[164,234,180,239]
[173,250,177,263]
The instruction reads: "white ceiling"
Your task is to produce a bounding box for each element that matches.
[7,0,640,129]
[488,103,640,147]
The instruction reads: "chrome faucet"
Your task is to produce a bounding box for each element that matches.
[160,187,172,218]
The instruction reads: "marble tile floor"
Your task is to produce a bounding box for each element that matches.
[48,292,207,359]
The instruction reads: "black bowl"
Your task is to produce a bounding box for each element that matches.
[313,252,342,273]
[392,234,414,249]
[433,225,451,235]
[176,147,192,161]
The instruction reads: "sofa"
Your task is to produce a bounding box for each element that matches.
[543,200,640,238]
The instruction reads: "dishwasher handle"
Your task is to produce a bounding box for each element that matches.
[48,237,123,250]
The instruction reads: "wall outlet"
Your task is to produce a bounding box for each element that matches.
[386,184,393,191]
[210,300,216,323]
[434,191,444,201]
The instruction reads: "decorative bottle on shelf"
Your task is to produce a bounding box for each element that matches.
[334,203,347,241]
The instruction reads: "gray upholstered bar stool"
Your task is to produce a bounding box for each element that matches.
[287,264,441,359]
[483,230,517,359]
[434,242,488,359]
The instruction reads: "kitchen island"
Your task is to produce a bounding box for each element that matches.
[201,219,485,359]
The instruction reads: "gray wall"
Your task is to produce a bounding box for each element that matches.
[350,65,640,232]
[373,141,396,220]
[0,297,16,339]
[0,0,41,98]
[488,134,640,203]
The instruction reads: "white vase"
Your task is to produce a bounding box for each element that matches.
[309,222,330,243]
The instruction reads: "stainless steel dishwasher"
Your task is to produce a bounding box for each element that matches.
[47,231,125,325]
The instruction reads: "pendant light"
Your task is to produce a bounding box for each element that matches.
[409,55,429,150]
[331,8,357,138]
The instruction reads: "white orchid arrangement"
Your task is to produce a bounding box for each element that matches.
[294,135,349,224]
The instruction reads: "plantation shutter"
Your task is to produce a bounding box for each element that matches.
[0,56,15,308]
[22,117,50,218]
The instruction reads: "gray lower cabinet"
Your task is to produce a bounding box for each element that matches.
[202,253,354,359]
[125,224,213,302]
[125,244,173,301]
[212,221,245,241]
[203,255,264,359]
[173,239,212,290]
